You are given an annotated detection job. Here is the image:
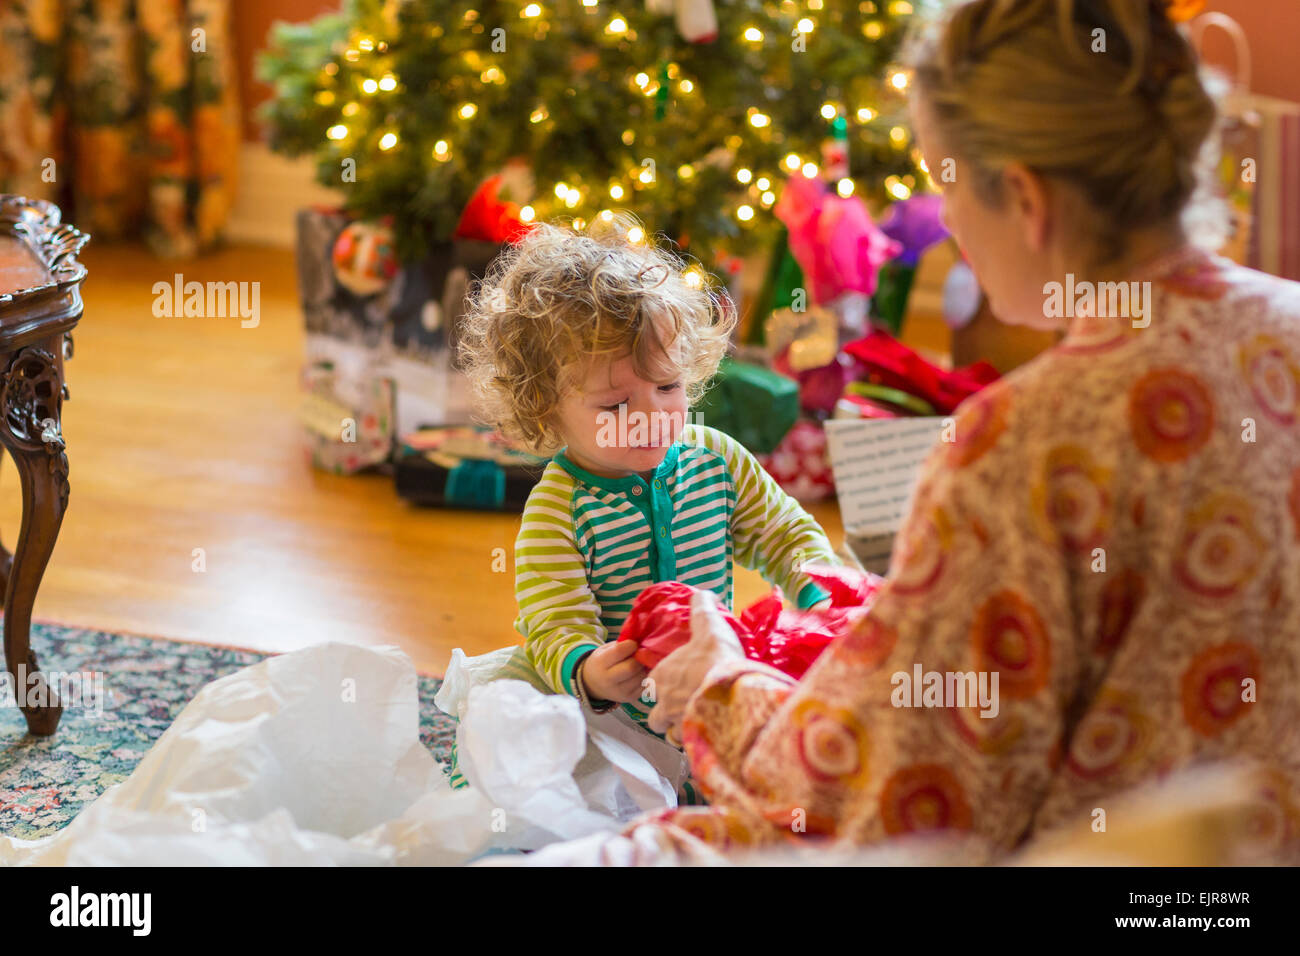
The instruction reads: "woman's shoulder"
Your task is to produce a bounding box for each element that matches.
[1157,253,1300,313]
[944,253,1300,471]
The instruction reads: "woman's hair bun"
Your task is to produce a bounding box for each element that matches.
[908,0,1219,260]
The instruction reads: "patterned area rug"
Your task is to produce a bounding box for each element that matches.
[0,622,457,841]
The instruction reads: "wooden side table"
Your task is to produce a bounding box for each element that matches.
[0,196,88,737]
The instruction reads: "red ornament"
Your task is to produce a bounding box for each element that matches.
[332,220,399,296]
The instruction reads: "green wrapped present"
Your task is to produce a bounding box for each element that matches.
[694,357,799,455]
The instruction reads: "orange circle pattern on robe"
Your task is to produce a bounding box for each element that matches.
[1166,0,1207,24]
[792,699,871,785]
[945,384,1012,468]
[838,614,898,670]
[1172,492,1263,602]
[1128,368,1215,463]
[679,717,717,780]
[890,506,953,596]
[1066,690,1151,780]
[971,590,1052,698]
[947,700,1024,756]
[1155,254,1229,299]
[879,764,973,836]
[1181,641,1261,737]
[663,806,755,850]
[760,804,839,837]
[1238,335,1300,425]
[1031,445,1111,553]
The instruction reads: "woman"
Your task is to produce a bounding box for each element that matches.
[629,0,1300,863]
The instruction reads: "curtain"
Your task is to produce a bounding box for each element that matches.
[0,0,240,256]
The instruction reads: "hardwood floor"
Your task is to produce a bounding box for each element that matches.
[7,242,848,675]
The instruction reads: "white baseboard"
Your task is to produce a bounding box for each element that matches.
[227,142,344,248]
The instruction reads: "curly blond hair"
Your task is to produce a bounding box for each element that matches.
[458,213,736,454]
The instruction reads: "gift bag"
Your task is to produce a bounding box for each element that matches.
[1191,13,1300,280]
[1248,101,1300,281]
[296,208,504,439]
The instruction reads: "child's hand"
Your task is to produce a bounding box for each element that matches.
[580,641,648,703]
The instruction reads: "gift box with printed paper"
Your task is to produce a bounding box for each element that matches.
[300,361,395,474]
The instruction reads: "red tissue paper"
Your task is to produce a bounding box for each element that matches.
[616,565,884,679]
[842,331,999,416]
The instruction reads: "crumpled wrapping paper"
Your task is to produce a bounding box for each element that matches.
[1,640,1267,867]
[0,642,685,866]
[435,646,690,825]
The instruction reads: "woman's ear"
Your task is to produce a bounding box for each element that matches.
[1001,162,1051,253]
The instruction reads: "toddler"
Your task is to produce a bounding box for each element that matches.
[450,215,840,798]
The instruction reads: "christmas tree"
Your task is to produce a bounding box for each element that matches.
[259,0,927,271]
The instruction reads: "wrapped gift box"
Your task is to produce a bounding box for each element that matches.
[394,425,549,511]
[693,357,800,455]
[300,360,395,474]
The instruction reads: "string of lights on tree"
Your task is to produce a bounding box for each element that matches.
[260,0,931,272]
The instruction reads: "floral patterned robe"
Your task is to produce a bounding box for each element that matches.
[630,249,1300,863]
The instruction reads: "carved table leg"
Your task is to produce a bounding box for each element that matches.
[0,343,70,736]
[0,449,10,600]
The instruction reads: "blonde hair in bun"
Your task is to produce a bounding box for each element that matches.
[908,0,1220,261]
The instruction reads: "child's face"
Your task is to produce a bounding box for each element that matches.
[555,345,689,479]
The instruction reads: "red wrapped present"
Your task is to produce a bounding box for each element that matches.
[758,419,834,503]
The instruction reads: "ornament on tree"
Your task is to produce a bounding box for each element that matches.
[821,116,850,182]
[646,0,718,44]
[942,258,983,331]
[332,220,399,296]
[878,193,950,268]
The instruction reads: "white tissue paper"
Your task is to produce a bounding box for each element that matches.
[435,646,689,824]
[0,641,688,866]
